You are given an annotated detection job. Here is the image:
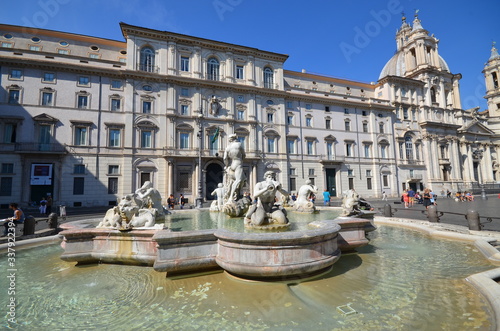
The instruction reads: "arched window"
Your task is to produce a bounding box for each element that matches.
[492,72,499,89]
[263,67,274,89]
[140,47,155,72]
[405,135,413,160]
[207,58,220,81]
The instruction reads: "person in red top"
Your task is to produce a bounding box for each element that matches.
[402,190,409,208]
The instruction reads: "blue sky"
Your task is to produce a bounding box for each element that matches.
[2,0,498,110]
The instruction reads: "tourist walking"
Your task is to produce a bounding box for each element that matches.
[323,189,331,206]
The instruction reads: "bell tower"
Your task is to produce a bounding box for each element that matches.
[484,42,500,117]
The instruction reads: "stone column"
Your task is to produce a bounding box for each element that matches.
[483,144,493,182]
[225,52,234,83]
[422,136,433,179]
[167,42,177,75]
[450,138,461,180]
[248,56,256,86]
[193,47,202,79]
[431,137,440,180]
[167,159,174,195]
[166,83,176,114]
[439,78,446,108]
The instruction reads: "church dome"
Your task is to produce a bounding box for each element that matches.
[379,52,450,80]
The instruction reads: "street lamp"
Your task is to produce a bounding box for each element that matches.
[195,110,204,208]
[472,139,488,200]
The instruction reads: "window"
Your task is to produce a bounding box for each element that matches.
[306,117,312,127]
[287,139,296,154]
[344,108,349,114]
[1,163,13,174]
[430,87,436,103]
[347,169,354,176]
[8,89,20,104]
[362,122,368,133]
[379,123,384,133]
[180,105,189,115]
[237,110,245,120]
[383,175,388,186]
[409,169,414,178]
[346,142,353,157]
[73,177,84,195]
[143,100,152,113]
[403,107,409,120]
[43,73,55,83]
[111,80,123,89]
[108,165,119,174]
[405,136,413,160]
[29,45,41,51]
[380,145,387,158]
[140,47,155,72]
[364,144,371,157]
[181,88,189,97]
[74,164,85,174]
[289,177,296,192]
[58,49,69,55]
[267,113,274,123]
[180,56,189,72]
[111,98,121,111]
[362,110,367,116]
[41,91,53,106]
[207,58,220,81]
[344,121,350,131]
[0,177,12,196]
[9,69,22,79]
[287,115,293,125]
[286,101,293,108]
[236,65,244,79]
[78,76,90,86]
[305,104,312,110]
[109,129,121,147]
[141,130,152,148]
[326,142,333,159]
[307,140,314,155]
[325,119,331,129]
[267,137,276,153]
[74,127,88,146]
[177,167,193,191]
[3,124,16,143]
[325,106,330,112]
[308,169,315,176]
[108,178,118,194]
[77,95,88,109]
[237,95,245,102]
[179,132,190,149]
[366,170,372,177]
[263,67,273,89]
[367,177,372,190]
[289,168,296,176]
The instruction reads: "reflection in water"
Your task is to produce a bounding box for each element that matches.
[0,226,494,330]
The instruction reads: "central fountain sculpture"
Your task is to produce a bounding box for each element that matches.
[59,133,375,279]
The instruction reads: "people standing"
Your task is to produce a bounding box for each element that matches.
[179,194,185,209]
[2,203,25,236]
[323,189,331,206]
[402,190,409,208]
[39,197,47,215]
[167,194,175,209]
[46,194,53,215]
[407,188,415,207]
[423,188,432,209]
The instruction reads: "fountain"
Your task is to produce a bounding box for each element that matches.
[11,133,494,329]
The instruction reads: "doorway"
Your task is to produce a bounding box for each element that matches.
[325,168,336,197]
[205,163,223,200]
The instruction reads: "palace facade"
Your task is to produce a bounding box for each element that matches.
[0,14,498,208]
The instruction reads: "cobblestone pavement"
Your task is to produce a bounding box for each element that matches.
[1,194,499,243]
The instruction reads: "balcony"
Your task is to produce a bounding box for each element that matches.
[406,174,423,182]
[15,142,67,154]
[399,159,424,166]
[319,155,345,164]
[136,64,159,73]
[438,158,450,165]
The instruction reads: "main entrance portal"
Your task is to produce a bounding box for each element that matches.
[205,163,223,200]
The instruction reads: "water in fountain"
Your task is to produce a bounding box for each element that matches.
[1,225,494,330]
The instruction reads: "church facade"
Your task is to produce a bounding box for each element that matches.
[0,14,498,208]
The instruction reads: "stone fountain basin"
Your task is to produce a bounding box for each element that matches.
[215,219,342,279]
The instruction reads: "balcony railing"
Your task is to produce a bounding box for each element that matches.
[15,142,67,153]
[137,64,159,73]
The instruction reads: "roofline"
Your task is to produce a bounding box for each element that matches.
[0,23,126,48]
[119,22,289,62]
[284,70,378,89]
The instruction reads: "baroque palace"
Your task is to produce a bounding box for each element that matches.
[0,14,499,208]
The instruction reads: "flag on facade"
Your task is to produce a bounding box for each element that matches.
[211,126,220,144]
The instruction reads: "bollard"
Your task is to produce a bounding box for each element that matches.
[383,204,393,217]
[466,209,481,231]
[23,215,36,236]
[48,212,58,229]
[427,205,440,222]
